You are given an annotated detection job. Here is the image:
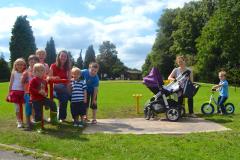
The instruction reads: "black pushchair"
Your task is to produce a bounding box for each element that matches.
[143,67,199,121]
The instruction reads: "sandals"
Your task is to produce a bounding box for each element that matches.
[91,119,97,124]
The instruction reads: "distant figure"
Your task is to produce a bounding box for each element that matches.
[168,55,197,118]
[212,71,229,114]
[7,58,26,128]
[81,62,99,124]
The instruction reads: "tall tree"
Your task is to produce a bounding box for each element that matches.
[142,9,178,78]
[75,49,84,69]
[170,0,217,56]
[45,37,57,66]
[84,45,96,69]
[67,51,75,68]
[0,53,11,81]
[97,41,125,78]
[9,15,36,66]
[196,0,240,82]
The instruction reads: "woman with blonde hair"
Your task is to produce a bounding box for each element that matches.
[168,55,196,118]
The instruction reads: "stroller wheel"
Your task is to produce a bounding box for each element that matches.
[144,107,152,120]
[166,107,180,122]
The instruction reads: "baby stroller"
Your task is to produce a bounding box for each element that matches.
[143,68,195,121]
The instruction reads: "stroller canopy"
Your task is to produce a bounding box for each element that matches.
[143,67,164,88]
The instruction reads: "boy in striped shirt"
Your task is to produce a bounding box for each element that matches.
[70,67,87,127]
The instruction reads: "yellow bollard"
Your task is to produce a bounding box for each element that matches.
[133,94,142,114]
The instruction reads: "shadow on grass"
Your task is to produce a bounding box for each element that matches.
[199,114,234,124]
[205,118,233,124]
[37,122,89,142]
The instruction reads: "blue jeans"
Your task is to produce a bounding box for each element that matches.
[32,98,57,122]
[24,94,32,117]
[217,96,228,114]
[54,84,70,120]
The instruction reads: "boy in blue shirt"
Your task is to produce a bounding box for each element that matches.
[212,71,228,114]
[81,62,99,124]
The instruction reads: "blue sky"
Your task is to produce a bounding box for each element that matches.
[0,0,193,69]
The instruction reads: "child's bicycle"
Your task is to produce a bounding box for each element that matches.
[201,89,235,115]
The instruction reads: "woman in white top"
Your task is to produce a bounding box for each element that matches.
[168,55,197,118]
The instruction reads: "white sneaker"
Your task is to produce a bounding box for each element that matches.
[78,124,84,128]
[73,123,78,127]
[17,122,23,128]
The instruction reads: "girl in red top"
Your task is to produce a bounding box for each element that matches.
[48,50,71,122]
[29,63,57,127]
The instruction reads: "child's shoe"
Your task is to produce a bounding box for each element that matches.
[78,121,84,128]
[73,121,79,127]
[17,122,23,128]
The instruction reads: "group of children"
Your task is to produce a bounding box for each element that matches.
[7,49,99,130]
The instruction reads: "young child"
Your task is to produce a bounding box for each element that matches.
[81,62,99,124]
[29,63,57,128]
[7,58,26,128]
[36,49,49,75]
[70,67,87,127]
[212,71,229,114]
[21,55,39,129]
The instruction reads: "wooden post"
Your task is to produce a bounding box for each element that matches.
[133,94,142,114]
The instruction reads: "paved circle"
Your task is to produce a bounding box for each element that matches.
[83,118,230,134]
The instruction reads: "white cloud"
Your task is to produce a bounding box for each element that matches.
[162,0,198,9]
[0,7,38,35]
[85,2,96,10]
[0,0,194,68]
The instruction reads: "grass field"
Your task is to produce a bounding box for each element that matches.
[0,81,240,160]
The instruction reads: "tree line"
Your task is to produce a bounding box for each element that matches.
[142,0,240,84]
[0,16,138,81]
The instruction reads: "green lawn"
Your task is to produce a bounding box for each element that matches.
[0,81,240,160]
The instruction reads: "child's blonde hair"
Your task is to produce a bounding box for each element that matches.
[71,67,81,74]
[12,58,26,73]
[33,63,45,74]
[36,49,47,56]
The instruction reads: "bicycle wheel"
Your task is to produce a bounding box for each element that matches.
[201,103,214,115]
[224,103,235,114]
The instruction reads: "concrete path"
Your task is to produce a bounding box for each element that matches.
[0,150,36,160]
[83,118,230,134]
